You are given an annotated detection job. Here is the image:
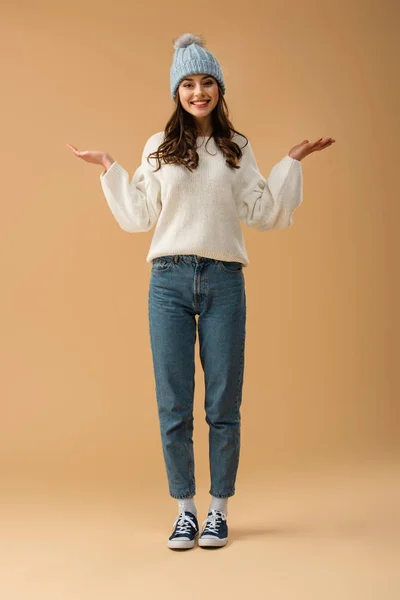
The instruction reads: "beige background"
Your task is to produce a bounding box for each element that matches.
[1,0,399,598]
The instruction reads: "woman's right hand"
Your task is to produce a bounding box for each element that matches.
[66,144,114,168]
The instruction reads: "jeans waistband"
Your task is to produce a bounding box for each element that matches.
[154,254,222,265]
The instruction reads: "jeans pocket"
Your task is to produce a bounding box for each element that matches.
[151,257,174,273]
[218,260,243,274]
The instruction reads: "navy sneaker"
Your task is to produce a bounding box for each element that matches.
[168,510,199,549]
[198,509,228,547]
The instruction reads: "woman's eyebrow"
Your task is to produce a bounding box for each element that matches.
[182,76,213,81]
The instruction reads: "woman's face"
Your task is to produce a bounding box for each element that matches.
[178,73,219,125]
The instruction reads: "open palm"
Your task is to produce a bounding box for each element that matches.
[289,137,335,161]
[66,143,106,166]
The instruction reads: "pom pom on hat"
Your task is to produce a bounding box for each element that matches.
[173,33,204,49]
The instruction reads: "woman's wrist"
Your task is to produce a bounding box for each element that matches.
[102,153,115,171]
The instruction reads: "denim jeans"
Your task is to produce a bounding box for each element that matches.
[148,254,246,499]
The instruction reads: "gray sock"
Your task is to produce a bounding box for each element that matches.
[177,497,197,516]
[210,496,228,516]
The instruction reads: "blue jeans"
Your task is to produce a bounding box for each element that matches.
[148,254,246,499]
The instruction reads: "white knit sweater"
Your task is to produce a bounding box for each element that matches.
[99,131,303,267]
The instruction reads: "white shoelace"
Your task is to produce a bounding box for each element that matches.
[201,509,227,534]
[172,511,197,535]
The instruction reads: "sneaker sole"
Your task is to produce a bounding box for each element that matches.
[198,536,228,547]
[168,532,199,549]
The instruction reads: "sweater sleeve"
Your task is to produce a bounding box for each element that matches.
[233,139,303,231]
[99,135,162,233]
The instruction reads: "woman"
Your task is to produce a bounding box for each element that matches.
[67,32,335,551]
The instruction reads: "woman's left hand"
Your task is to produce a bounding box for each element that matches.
[288,137,335,161]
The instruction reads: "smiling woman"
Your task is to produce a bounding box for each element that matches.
[68,29,334,553]
[177,73,218,136]
[145,36,252,173]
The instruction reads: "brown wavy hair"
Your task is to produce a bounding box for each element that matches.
[147,78,249,173]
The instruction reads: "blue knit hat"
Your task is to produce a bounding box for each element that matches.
[170,33,226,100]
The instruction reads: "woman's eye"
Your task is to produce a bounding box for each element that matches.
[184,81,213,87]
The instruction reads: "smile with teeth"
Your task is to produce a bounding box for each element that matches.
[191,100,210,106]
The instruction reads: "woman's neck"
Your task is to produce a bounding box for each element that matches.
[197,129,213,137]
